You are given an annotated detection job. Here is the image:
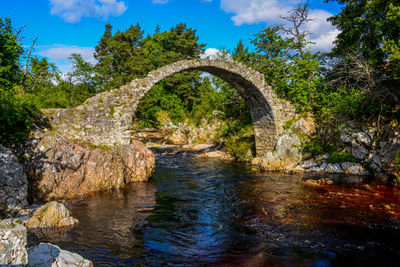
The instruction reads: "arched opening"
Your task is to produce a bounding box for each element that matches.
[128,60,278,157]
[44,60,294,158]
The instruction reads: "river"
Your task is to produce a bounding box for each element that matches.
[46,152,400,266]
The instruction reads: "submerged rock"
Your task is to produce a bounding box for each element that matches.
[0,145,28,217]
[29,243,93,267]
[303,178,333,187]
[26,201,78,228]
[0,219,28,265]
[26,130,155,201]
[198,150,235,161]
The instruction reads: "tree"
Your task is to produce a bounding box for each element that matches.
[68,53,97,94]
[326,0,400,123]
[0,17,23,89]
[245,2,323,112]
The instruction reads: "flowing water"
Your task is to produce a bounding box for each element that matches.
[46,152,400,266]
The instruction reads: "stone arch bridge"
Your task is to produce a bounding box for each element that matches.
[43,59,295,157]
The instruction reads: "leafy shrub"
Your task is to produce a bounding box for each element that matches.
[224,136,252,162]
[0,91,38,146]
[394,150,400,184]
[301,140,327,156]
[326,151,357,164]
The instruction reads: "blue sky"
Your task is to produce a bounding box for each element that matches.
[1,0,341,73]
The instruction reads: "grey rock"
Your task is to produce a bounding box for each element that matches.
[353,131,372,148]
[320,162,327,170]
[0,219,28,265]
[368,153,382,173]
[291,118,313,135]
[325,163,344,174]
[341,162,368,176]
[0,145,28,217]
[352,145,369,160]
[300,159,318,169]
[339,127,353,144]
[28,243,92,267]
[274,133,302,162]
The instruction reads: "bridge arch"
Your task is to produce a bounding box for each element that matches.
[43,59,295,157]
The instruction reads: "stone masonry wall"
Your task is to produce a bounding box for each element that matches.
[42,59,295,157]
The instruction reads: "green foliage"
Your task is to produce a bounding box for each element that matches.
[326,0,400,123]
[302,140,328,157]
[326,151,357,164]
[232,4,324,113]
[0,17,22,89]
[394,150,400,183]
[0,89,38,146]
[135,83,186,128]
[224,136,252,162]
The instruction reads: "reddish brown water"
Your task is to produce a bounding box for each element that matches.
[47,153,400,266]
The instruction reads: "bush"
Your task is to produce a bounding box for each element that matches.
[326,151,357,164]
[0,91,39,146]
[394,150,400,184]
[301,140,327,156]
[224,136,252,162]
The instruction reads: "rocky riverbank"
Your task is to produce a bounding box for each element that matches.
[0,201,92,266]
[136,115,399,180]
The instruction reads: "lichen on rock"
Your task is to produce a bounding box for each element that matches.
[26,201,79,228]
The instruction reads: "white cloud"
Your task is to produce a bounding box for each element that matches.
[49,0,127,23]
[153,0,212,4]
[220,0,338,52]
[35,45,96,74]
[201,48,220,59]
[201,48,231,60]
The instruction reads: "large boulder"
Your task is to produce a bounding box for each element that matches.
[259,129,302,171]
[29,243,93,267]
[0,145,28,217]
[26,201,78,228]
[0,219,28,265]
[26,130,155,201]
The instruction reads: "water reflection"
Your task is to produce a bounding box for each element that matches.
[46,153,400,266]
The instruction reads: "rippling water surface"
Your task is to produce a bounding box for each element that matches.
[47,152,400,266]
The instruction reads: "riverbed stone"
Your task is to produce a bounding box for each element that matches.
[26,201,79,228]
[28,243,93,267]
[0,219,28,265]
[0,145,28,217]
[198,150,235,161]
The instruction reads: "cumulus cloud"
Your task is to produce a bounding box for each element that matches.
[35,45,96,73]
[49,0,127,23]
[220,0,338,52]
[201,48,231,60]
